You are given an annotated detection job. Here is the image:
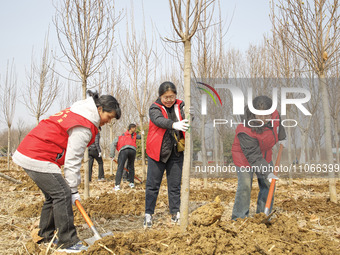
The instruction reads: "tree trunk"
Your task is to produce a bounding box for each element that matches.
[315,144,321,162]
[287,113,293,185]
[335,119,339,164]
[7,125,11,171]
[139,116,146,181]
[110,124,114,175]
[300,130,306,164]
[213,127,218,166]
[319,75,337,203]
[180,40,192,231]
[201,115,208,188]
[82,78,90,199]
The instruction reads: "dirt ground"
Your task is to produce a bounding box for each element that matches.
[0,158,340,254]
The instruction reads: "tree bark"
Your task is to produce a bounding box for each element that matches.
[319,75,337,203]
[287,112,293,185]
[7,125,11,171]
[82,78,90,199]
[180,39,192,231]
[110,124,114,175]
[201,115,208,188]
[299,130,306,164]
[139,117,146,181]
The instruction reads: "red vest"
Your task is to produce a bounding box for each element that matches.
[117,130,137,151]
[231,110,280,167]
[17,108,98,167]
[146,99,184,161]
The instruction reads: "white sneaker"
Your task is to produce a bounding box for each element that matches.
[114,185,120,191]
[129,183,135,189]
[143,213,153,228]
[58,241,88,253]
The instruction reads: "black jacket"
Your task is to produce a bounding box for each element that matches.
[89,132,101,153]
[149,98,185,163]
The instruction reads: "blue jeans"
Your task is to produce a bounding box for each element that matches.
[231,167,274,220]
[145,151,183,215]
[24,169,79,248]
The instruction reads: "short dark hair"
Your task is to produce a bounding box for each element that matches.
[87,90,121,120]
[158,81,177,97]
[128,123,136,130]
[244,96,273,134]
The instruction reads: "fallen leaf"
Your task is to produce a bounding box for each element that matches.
[31,228,43,243]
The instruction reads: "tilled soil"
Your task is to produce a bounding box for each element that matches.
[0,160,339,254]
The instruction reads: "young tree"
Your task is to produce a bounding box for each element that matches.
[54,0,120,198]
[1,61,17,170]
[24,34,59,125]
[271,0,340,202]
[168,0,214,230]
[122,5,156,180]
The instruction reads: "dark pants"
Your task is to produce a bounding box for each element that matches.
[24,169,79,248]
[231,167,274,220]
[88,149,104,181]
[145,151,183,215]
[115,148,136,185]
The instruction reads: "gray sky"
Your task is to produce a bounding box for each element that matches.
[0,0,271,130]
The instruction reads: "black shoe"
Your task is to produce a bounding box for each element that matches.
[171,212,180,224]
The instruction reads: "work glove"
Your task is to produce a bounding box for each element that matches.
[71,192,81,205]
[278,139,287,148]
[172,119,190,132]
[98,152,102,157]
[267,173,279,183]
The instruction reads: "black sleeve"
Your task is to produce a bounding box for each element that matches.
[149,104,174,129]
[95,133,101,153]
[180,101,185,119]
[238,133,269,167]
[278,117,286,141]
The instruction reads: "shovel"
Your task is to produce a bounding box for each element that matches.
[75,200,113,245]
[264,144,284,216]
[112,159,143,183]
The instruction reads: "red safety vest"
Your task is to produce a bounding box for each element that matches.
[146,99,184,161]
[117,130,137,151]
[17,108,98,167]
[231,110,280,167]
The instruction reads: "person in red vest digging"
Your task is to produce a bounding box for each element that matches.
[12,91,121,253]
[143,81,190,228]
[110,123,141,190]
[231,95,286,220]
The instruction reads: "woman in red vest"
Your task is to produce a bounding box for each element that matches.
[12,91,120,252]
[110,123,141,190]
[144,82,189,228]
[231,96,286,220]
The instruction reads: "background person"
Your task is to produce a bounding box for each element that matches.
[12,91,121,252]
[110,123,141,190]
[144,81,189,228]
[231,95,286,220]
[88,131,105,182]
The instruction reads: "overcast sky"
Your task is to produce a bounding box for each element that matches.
[0,0,272,130]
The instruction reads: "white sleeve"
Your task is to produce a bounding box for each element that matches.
[64,126,92,193]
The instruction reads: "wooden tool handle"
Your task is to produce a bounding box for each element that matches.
[264,144,284,213]
[75,200,94,228]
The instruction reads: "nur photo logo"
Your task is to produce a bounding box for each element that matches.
[197,82,222,115]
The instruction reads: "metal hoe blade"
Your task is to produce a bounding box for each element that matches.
[84,226,113,245]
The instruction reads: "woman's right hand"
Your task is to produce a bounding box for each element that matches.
[172,119,189,132]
